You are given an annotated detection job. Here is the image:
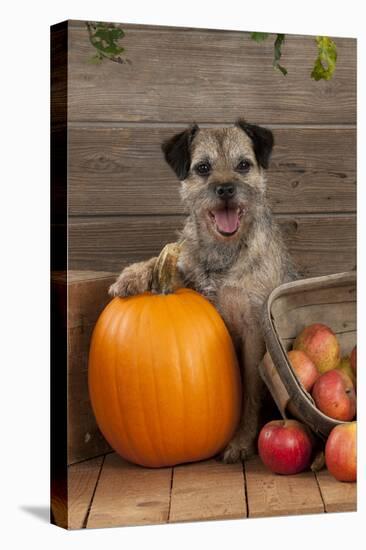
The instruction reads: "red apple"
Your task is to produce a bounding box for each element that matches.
[288,350,319,391]
[293,323,340,374]
[312,369,356,421]
[325,422,356,482]
[258,419,314,475]
[350,345,357,374]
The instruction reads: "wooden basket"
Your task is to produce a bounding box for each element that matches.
[259,271,356,439]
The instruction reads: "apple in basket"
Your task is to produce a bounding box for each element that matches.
[293,323,340,374]
[312,369,356,421]
[287,350,319,392]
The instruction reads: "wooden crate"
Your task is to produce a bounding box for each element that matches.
[52,270,117,465]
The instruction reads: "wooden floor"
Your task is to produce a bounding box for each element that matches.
[64,452,356,529]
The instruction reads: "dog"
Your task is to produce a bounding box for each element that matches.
[109,119,297,462]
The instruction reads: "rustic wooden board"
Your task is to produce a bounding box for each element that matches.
[68,214,356,276]
[67,272,115,464]
[86,453,172,528]
[68,456,104,529]
[245,456,324,517]
[68,325,112,464]
[169,459,246,523]
[68,272,115,329]
[316,469,357,512]
[68,24,356,124]
[68,127,356,216]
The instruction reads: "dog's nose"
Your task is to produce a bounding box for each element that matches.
[215,184,236,200]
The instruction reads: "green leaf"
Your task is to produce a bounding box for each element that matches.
[86,21,127,64]
[103,45,125,55]
[311,36,337,80]
[273,34,287,75]
[94,29,111,40]
[109,28,124,40]
[277,63,288,76]
[251,32,269,42]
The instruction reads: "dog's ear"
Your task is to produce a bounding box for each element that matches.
[235,119,274,169]
[161,124,199,180]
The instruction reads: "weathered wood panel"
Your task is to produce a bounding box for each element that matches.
[68,456,104,529]
[68,127,356,216]
[68,24,356,124]
[86,453,172,528]
[316,470,357,512]
[245,456,324,517]
[169,460,246,523]
[68,214,356,276]
[67,272,115,464]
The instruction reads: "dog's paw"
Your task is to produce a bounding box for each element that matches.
[109,264,151,297]
[219,434,257,463]
[108,277,137,298]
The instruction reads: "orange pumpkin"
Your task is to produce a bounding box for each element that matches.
[88,269,241,467]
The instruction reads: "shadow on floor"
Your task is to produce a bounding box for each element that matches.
[20,505,50,523]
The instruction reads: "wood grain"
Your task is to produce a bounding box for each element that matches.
[272,283,356,317]
[275,302,356,340]
[68,272,115,329]
[67,272,115,464]
[86,453,172,528]
[245,456,324,518]
[169,459,246,523]
[316,469,357,512]
[68,25,356,124]
[68,456,104,529]
[68,127,356,216]
[68,214,356,276]
[68,325,112,464]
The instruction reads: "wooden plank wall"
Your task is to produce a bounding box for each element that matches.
[67,21,356,277]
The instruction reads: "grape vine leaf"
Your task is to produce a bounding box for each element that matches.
[273,34,287,75]
[311,36,337,80]
[251,32,269,42]
[86,22,128,64]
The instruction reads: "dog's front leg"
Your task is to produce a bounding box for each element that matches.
[221,325,266,463]
[109,257,157,297]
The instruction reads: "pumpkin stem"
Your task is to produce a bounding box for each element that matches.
[151,241,185,294]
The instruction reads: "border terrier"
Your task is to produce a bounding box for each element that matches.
[109,119,296,462]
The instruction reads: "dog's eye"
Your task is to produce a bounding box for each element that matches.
[195,162,211,176]
[236,159,251,173]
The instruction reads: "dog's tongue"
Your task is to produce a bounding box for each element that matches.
[213,207,239,234]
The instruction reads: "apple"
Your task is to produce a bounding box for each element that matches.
[287,350,319,391]
[258,419,314,475]
[325,422,357,482]
[312,369,356,421]
[293,323,340,374]
[350,345,357,374]
[337,356,356,388]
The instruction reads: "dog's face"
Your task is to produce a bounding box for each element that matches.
[162,120,273,243]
